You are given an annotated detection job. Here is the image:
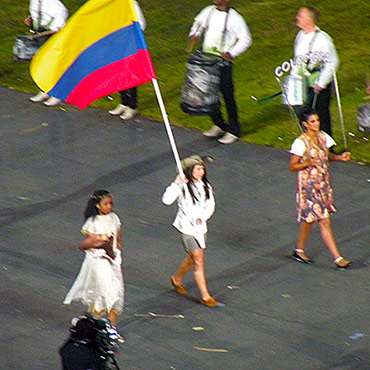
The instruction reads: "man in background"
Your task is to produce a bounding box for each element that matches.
[26,0,68,107]
[108,1,146,121]
[188,0,252,145]
[290,7,339,137]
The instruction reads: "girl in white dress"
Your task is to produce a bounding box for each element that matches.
[64,190,124,327]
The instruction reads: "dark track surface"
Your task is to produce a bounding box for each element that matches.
[0,87,369,370]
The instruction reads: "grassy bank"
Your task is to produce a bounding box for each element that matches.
[1,0,369,162]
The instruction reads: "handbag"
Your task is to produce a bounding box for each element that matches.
[13,0,51,61]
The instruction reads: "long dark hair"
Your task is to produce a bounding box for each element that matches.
[183,165,212,204]
[299,105,317,131]
[83,189,112,220]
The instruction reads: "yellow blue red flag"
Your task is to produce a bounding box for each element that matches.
[30,0,156,109]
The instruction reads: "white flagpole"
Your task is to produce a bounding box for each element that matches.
[275,76,303,132]
[332,68,348,150]
[151,78,185,178]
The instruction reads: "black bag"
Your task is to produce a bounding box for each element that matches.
[180,51,223,116]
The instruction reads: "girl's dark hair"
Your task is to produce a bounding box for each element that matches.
[183,164,211,204]
[84,189,112,220]
[299,105,317,130]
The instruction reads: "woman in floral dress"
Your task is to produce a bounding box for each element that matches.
[289,106,351,269]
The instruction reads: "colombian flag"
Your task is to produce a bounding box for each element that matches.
[30,0,156,109]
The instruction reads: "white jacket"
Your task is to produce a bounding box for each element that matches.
[162,181,215,248]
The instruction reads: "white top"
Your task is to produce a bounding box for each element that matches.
[29,0,68,32]
[189,5,252,58]
[82,212,122,264]
[291,27,339,88]
[290,132,336,156]
[162,181,215,248]
[134,1,146,31]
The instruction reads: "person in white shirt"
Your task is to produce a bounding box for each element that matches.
[188,0,252,145]
[289,105,351,270]
[290,7,339,137]
[108,1,146,121]
[26,0,68,107]
[162,155,224,307]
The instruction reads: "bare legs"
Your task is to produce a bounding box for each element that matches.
[295,222,313,261]
[172,248,212,300]
[107,310,118,327]
[295,218,350,266]
[318,218,341,260]
[90,309,118,327]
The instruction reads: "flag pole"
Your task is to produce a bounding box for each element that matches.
[275,76,302,133]
[332,68,348,150]
[151,78,185,178]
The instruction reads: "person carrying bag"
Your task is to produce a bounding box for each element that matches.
[14,0,68,61]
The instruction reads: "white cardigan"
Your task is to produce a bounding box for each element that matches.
[162,181,215,248]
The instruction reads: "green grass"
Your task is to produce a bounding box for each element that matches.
[1,0,369,162]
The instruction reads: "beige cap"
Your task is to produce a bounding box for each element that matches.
[179,155,214,172]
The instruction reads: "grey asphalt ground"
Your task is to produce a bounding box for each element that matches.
[0,86,369,370]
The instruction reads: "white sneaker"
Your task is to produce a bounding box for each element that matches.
[30,92,49,103]
[108,104,128,116]
[120,107,137,120]
[218,132,238,144]
[203,125,225,138]
[44,96,62,107]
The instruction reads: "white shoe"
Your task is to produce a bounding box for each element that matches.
[108,104,128,116]
[120,107,137,120]
[44,96,62,107]
[218,132,238,144]
[30,92,49,103]
[203,125,225,138]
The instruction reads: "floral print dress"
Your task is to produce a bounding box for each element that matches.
[291,131,337,223]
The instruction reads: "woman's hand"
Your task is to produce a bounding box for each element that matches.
[329,152,351,162]
[174,174,188,184]
[340,152,351,162]
[195,218,202,225]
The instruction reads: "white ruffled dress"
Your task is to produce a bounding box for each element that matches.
[63,212,124,314]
